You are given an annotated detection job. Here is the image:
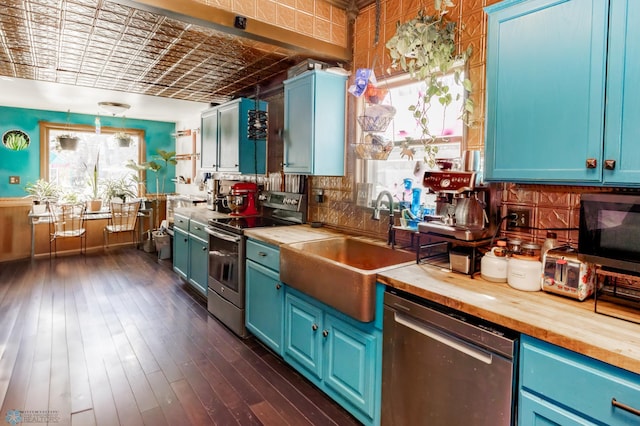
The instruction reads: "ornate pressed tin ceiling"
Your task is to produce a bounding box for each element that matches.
[0,0,351,105]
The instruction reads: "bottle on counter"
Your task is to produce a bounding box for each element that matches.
[542,232,559,259]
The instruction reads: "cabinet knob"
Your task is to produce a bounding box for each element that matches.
[312,324,318,331]
[202,246,207,251]
[184,238,188,242]
[604,159,616,170]
[585,158,597,169]
[322,330,329,337]
[275,283,282,290]
[258,251,267,257]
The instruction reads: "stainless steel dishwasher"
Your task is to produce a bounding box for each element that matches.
[382,289,518,425]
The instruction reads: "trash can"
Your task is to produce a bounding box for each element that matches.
[153,231,171,260]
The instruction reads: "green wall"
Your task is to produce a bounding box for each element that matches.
[0,106,176,197]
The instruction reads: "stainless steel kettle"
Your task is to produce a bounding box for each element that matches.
[454,193,486,228]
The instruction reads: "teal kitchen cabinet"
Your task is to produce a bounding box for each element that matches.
[283,70,347,176]
[519,335,640,425]
[172,213,207,297]
[284,286,382,426]
[485,0,640,186]
[187,219,208,296]
[173,219,189,280]
[200,97,267,174]
[245,239,284,355]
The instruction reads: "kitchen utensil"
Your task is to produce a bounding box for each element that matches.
[454,193,486,228]
[462,150,481,172]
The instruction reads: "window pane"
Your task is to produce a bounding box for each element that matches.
[362,72,466,210]
[49,129,140,199]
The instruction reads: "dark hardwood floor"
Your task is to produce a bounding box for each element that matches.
[0,248,361,426]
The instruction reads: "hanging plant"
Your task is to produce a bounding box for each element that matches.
[114,132,132,147]
[386,0,474,167]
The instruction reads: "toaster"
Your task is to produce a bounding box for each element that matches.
[542,247,596,301]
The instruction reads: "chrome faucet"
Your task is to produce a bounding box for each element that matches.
[372,190,395,244]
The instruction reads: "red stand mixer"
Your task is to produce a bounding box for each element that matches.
[226,182,259,216]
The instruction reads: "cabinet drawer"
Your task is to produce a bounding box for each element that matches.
[520,335,640,424]
[246,239,280,271]
[174,213,189,232]
[189,219,208,240]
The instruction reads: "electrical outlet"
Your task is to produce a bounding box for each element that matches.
[507,208,531,230]
[9,176,20,184]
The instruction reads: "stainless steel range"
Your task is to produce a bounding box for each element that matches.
[205,191,307,337]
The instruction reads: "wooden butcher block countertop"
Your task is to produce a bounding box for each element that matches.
[243,224,343,246]
[244,224,640,375]
[378,263,640,375]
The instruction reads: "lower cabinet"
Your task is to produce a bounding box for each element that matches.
[519,335,640,425]
[187,232,208,296]
[172,214,208,297]
[284,286,381,426]
[173,227,189,279]
[246,239,284,355]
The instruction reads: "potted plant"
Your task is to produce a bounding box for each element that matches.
[85,152,103,212]
[102,176,137,204]
[114,132,132,147]
[57,134,80,150]
[386,0,474,167]
[25,179,60,213]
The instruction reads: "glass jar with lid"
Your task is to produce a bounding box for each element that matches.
[520,242,541,259]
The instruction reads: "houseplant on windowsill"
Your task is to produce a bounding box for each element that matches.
[102,176,137,204]
[85,153,103,212]
[24,179,60,214]
[386,0,474,168]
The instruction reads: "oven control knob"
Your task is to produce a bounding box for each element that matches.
[441,178,451,188]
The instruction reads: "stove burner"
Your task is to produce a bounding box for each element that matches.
[208,216,294,234]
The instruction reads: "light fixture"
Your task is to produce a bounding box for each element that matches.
[98,101,130,115]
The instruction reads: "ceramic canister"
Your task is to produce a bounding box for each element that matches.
[481,247,509,283]
[507,256,543,291]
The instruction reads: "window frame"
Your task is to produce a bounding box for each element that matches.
[39,121,147,195]
[356,69,470,210]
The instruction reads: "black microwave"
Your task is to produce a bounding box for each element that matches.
[578,193,640,275]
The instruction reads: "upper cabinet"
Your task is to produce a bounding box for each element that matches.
[201,97,267,174]
[485,0,640,186]
[283,70,347,176]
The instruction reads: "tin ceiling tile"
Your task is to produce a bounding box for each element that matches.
[0,0,340,104]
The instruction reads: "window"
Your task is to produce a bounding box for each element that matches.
[358,71,466,210]
[40,122,145,199]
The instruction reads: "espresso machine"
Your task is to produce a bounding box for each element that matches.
[418,170,495,274]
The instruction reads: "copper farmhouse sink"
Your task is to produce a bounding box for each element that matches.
[280,237,414,322]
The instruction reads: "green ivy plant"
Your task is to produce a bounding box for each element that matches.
[386,0,474,167]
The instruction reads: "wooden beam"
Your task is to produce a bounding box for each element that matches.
[116,0,351,61]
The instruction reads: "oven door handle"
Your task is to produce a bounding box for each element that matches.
[205,227,242,243]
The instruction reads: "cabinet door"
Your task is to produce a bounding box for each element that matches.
[283,73,314,174]
[246,260,284,355]
[217,101,240,172]
[485,0,608,183]
[188,234,208,296]
[173,227,189,280]
[284,291,323,380]
[201,107,219,170]
[323,312,378,419]
[519,390,595,426]
[603,0,640,185]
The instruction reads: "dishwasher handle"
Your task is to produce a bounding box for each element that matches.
[394,311,493,365]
